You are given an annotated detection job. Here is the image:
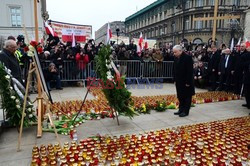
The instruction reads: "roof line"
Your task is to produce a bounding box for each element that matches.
[125,0,166,22]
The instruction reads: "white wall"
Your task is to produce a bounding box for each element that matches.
[0,0,44,42]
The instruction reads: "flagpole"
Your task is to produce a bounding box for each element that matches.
[34,0,39,42]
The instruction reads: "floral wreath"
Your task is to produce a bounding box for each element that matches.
[95,45,137,118]
[0,63,36,128]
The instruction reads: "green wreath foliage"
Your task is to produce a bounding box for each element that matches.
[0,63,36,127]
[95,46,137,119]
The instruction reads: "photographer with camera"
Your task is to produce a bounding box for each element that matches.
[44,62,63,91]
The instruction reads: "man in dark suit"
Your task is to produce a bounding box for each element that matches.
[234,43,247,94]
[173,45,195,117]
[241,46,250,110]
[0,40,23,84]
[207,46,220,91]
[217,48,235,91]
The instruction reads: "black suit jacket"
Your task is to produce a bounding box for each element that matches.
[241,51,250,84]
[174,52,195,99]
[208,51,220,73]
[0,49,23,83]
[218,54,235,74]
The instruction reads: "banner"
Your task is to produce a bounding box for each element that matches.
[50,20,92,43]
[61,29,86,42]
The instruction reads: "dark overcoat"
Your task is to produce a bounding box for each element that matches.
[174,52,195,99]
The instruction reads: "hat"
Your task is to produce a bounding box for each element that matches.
[49,62,55,67]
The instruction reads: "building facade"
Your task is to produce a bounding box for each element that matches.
[125,0,249,47]
[95,21,126,44]
[244,8,250,41]
[0,0,45,44]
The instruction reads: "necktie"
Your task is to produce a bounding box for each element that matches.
[225,55,229,68]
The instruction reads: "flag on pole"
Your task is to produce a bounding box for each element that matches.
[245,37,250,48]
[236,37,241,46]
[144,37,148,49]
[44,21,57,37]
[106,23,112,45]
[138,32,143,53]
[230,38,234,51]
[72,33,76,47]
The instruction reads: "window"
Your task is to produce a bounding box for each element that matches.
[195,20,203,29]
[171,22,176,33]
[10,7,22,27]
[233,0,240,6]
[209,0,214,5]
[185,19,190,30]
[185,1,191,9]
[196,0,203,7]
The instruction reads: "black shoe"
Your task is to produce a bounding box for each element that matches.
[174,111,182,115]
[242,104,248,107]
[179,113,188,117]
[56,87,63,90]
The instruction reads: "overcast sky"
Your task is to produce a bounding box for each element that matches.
[47,0,156,38]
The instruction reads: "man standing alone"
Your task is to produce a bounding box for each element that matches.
[173,45,195,117]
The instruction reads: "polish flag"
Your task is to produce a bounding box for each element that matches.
[245,37,250,48]
[72,33,76,47]
[44,21,57,37]
[144,37,148,49]
[106,23,112,45]
[138,32,143,53]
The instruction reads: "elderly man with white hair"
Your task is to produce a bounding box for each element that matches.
[217,48,235,91]
[173,45,195,117]
[0,39,23,84]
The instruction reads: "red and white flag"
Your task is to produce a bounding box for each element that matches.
[245,37,250,48]
[138,32,143,53]
[106,23,112,45]
[144,37,148,49]
[44,21,57,37]
[72,33,76,47]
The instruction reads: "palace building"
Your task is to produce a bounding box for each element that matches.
[125,0,249,47]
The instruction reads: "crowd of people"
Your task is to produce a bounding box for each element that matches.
[0,34,250,111]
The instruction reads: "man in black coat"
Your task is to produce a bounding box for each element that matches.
[207,46,220,91]
[234,43,247,94]
[173,45,195,117]
[217,48,235,91]
[241,47,250,110]
[0,40,23,84]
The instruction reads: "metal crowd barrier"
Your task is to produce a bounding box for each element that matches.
[40,60,175,82]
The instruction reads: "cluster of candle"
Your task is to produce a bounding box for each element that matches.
[52,89,240,118]
[31,116,249,166]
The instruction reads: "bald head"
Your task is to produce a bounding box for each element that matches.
[173,45,183,57]
[4,40,17,54]
[222,48,231,55]
[240,43,246,52]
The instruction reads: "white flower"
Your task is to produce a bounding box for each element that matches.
[16,105,21,109]
[15,99,20,103]
[106,63,112,69]
[5,75,10,79]
[90,109,95,114]
[10,87,13,90]
[11,96,16,100]
[28,108,32,112]
[29,114,33,118]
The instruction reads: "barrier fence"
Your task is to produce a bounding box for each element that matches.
[40,60,209,83]
[40,60,175,82]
